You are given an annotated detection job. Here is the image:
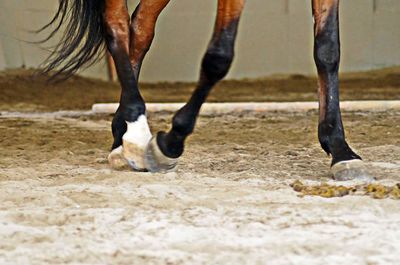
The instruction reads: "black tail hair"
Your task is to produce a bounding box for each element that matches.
[38,0,106,80]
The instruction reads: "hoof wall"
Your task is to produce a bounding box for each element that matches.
[144,136,178,173]
[331,159,375,182]
[122,140,148,171]
[108,146,130,170]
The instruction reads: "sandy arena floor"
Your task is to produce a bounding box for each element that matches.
[0,68,399,264]
[0,110,399,264]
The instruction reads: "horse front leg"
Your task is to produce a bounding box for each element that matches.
[144,0,245,172]
[104,0,150,171]
[312,0,373,181]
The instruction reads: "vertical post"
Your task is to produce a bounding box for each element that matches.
[0,40,6,70]
[106,51,118,82]
[373,0,378,13]
[284,0,290,14]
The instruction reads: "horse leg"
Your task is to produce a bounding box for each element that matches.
[312,0,373,181]
[118,0,171,169]
[129,0,170,81]
[104,0,150,171]
[144,0,245,172]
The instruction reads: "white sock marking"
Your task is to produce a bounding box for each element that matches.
[110,145,123,154]
[122,115,152,148]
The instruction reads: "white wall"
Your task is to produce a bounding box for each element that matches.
[0,0,399,82]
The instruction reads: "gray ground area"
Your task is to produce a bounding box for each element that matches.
[0,110,399,264]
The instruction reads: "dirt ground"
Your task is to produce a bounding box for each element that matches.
[1,67,400,111]
[0,69,399,264]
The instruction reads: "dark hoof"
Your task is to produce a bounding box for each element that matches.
[331,159,375,182]
[144,136,178,173]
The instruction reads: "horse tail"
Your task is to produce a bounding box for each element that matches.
[38,0,106,79]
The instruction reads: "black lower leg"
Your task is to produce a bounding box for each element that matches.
[157,19,240,158]
[317,93,361,165]
[104,15,146,150]
[313,1,361,165]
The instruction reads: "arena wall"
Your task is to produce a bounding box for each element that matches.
[0,0,399,82]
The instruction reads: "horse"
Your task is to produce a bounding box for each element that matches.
[40,0,372,181]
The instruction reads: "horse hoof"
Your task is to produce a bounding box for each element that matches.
[121,115,152,171]
[122,140,149,171]
[331,159,375,182]
[144,136,178,173]
[108,146,130,170]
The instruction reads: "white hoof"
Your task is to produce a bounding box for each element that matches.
[122,115,152,171]
[144,136,178,173]
[331,159,375,182]
[108,146,129,170]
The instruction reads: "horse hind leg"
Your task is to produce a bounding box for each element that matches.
[128,0,170,80]
[312,0,374,181]
[144,0,245,172]
[109,0,171,170]
[104,0,151,171]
